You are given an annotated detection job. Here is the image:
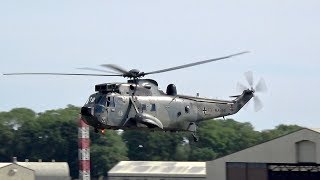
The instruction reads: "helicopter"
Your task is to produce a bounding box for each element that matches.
[3,51,267,142]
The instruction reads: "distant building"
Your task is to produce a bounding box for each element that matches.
[108,128,320,180]
[0,158,70,180]
[108,161,206,180]
[207,128,320,180]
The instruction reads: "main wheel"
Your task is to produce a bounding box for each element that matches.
[193,136,199,142]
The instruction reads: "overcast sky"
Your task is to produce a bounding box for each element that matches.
[1,0,319,130]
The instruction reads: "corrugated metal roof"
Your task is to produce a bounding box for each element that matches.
[310,128,320,133]
[108,161,206,177]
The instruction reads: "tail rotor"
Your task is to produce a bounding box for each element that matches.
[237,71,267,112]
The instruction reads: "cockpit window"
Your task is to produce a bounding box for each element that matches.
[85,94,104,106]
[87,96,95,104]
[86,95,96,105]
[85,94,116,108]
[98,96,107,106]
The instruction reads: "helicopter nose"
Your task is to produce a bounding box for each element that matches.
[81,106,93,116]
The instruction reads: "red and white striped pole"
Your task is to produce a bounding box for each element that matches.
[78,118,90,180]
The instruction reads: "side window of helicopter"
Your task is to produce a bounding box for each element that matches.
[151,104,156,111]
[107,96,115,107]
[185,105,190,113]
[142,104,147,111]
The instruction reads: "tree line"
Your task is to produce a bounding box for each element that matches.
[0,105,301,178]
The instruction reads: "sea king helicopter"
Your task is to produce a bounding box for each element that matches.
[4,51,267,141]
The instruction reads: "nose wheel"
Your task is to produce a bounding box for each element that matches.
[188,122,199,142]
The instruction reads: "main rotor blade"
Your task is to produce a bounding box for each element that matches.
[3,73,122,76]
[255,78,267,93]
[100,64,129,74]
[144,51,249,75]
[244,71,253,87]
[77,67,121,74]
[254,96,263,112]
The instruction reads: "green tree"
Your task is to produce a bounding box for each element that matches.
[188,147,217,161]
[122,130,188,161]
[122,130,150,160]
[259,124,302,142]
[0,108,37,161]
[189,119,260,160]
[11,105,80,177]
[146,131,187,161]
[0,123,15,161]
[90,130,128,178]
[0,108,36,130]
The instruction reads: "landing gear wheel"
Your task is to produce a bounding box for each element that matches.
[192,132,199,142]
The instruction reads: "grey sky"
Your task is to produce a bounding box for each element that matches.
[1,0,319,130]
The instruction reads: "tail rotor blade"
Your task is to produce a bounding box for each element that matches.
[254,96,263,112]
[237,82,248,92]
[236,71,266,112]
[255,78,267,93]
[244,71,254,87]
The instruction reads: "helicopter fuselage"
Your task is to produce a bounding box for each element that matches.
[80,79,253,133]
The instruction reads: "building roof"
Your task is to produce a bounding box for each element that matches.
[0,163,35,172]
[17,162,69,177]
[309,128,320,133]
[108,161,206,177]
[0,163,11,168]
[0,162,69,177]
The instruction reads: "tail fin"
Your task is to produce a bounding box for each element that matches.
[231,90,254,113]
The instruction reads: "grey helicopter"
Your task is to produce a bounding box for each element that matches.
[3,51,267,141]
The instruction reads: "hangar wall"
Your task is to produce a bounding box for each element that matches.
[0,160,70,180]
[206,128,320,180]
